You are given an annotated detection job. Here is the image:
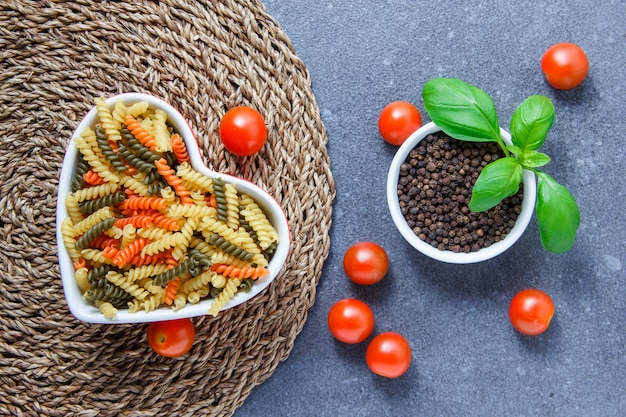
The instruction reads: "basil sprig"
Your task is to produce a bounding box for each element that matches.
[422,77,580,253]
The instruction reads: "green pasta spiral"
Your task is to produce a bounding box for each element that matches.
[213,178,228,222]
[143,168,161,185]
[164,151,177,168]
[188,249,212,276]
[71,154,90,192]
[151,249,212,286]
[152,258,191,286]
[238,278,254,293]
[104,282,129,300]
[89,277,108,290]
[146,181,165,196]
[121,126,162,164]
[83,287,133,308]
[87,264,118,282]
[79,191,126,215]
[262,240,278,263]
[117,143,155,174]
[206,233,255,262]
[238,209,258,242]
[95,125,127,173]
[75,217,116,250]
[209,286,222,299]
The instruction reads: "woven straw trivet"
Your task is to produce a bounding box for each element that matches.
[0,1,335,416]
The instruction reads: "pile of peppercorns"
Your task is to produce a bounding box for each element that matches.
[397,131,523,253]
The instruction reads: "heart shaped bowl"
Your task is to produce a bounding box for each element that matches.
[56,93,290,324]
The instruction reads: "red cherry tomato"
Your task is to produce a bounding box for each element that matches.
[541,43,589,90]
[378,101,422,146]
[343,242,389,285]
[509,289,555,336]
[219,106,267,156]
[366,332,412,378]
[147,318,195,357]
[327,298,375,344]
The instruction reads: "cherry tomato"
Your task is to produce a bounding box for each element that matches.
[378,101,422,146]
[541,43,589,90]
[343,242,389,285]
[509,289,555,336]
[219,106,268,156]
[366,332,412,378]
[147,318,195,357]
[327,298,375,344]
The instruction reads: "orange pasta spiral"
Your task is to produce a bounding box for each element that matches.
[170,133,190,164]
[150,212,180,231]
[83,169,105,185]
[90,235,120,250]
[210,263,270,280]
[73,257,87,270]
[163,249,179,269]
[124,115,157,151]
[102,245,119,260]
[115,215,154,229]
[206,194,217,208]
[112,237,150,267]
[119,196,166,211]
[154,158,194,205]
[164,276,180,305]
[127,251,165,266]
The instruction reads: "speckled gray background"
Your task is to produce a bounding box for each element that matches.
[236,1,625,416]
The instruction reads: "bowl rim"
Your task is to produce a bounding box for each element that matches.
[56,93,290,323]
[386,121,536,264]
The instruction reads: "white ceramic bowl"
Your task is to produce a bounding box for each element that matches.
[386,122,536,264]
[56,93,290,323]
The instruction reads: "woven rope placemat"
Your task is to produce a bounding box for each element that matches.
[0,1,335,416]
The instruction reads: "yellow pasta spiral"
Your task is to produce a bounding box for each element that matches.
[167,203,216,220]
[152,108,173,153]
[65,194,84,224]
[171,217,198,261]
[200,217,247,246]
[81,248,112,265]
[106,271,150,300]
[98,301,118,320]
[75,129,120,184]
[74,267,90,292]
[73,206,115,237]
[176,162,214,193]
[140,233,185,257]
[119,173,150,197]
[71,182,119,202]
[181,269,214,294]
[61,218,81,261]
[209,278,241,317]
[94,97,122,142]
[126,264,170,282]
[224,183,240,230]
[140,292,165,312]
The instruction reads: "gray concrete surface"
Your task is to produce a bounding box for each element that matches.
[236,1,625,416]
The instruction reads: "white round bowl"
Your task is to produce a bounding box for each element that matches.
[386,122,536,264]
[56,93,290,323]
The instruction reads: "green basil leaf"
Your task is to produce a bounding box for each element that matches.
[422,78,501,143]
[510,95,554,151]
[520,151,551,168]
[536,171,580,253]
[469,157,523,212]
